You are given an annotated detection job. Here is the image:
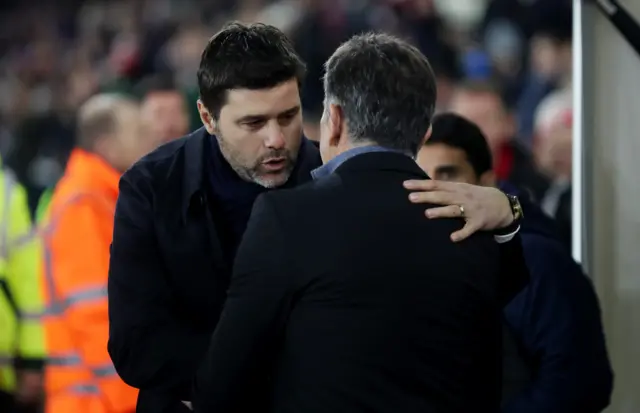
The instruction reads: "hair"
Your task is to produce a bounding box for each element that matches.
[426,113,493,177]
[134,73,180,100]
[197,22,306,118]
[76,93,137,150]
[323,33,437,155]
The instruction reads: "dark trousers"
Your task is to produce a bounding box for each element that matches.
[0,390,41,413]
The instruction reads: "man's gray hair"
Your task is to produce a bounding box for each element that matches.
[77,93,138,150]
[323,33,437,155]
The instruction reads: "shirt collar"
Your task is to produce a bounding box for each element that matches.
[311,145,407,180]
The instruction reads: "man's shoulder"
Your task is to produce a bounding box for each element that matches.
[121,128,206,190]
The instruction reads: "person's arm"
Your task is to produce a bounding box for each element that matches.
[50,197,137,413]
[192,194,295,413]
[404,179,529,301]
[107,171,208,398]
[404,180,516,241]
[503,237,613,413]
[6,182,44,405]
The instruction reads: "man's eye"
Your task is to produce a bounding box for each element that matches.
[278,113,296,125]
[246,120,265,129]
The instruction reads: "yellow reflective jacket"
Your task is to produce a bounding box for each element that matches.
[0,168,46,393]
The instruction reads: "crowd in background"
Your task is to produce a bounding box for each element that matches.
[0,1,599,412]
[0,0,574,249]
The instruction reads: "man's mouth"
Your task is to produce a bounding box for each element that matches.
[262,157,287,172]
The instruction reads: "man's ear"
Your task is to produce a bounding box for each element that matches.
[327,103,344,148]
[197,99,216,135]
[479,170,497,187]
[422,125,433,145]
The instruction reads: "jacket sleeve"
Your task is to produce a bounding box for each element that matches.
[107,171,209,398]
[50,196,137,413]
[502,235,613,413]
[498,232,530,307]
[6,182,45,370]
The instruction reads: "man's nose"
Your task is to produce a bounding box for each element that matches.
[265,123,286,149]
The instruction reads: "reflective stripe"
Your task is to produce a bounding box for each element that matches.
[90,363,118,378]
[0,169,16,260]
[11,227,37,249]
[48,353,82,366]
[18,310,44,321]
[68,383,101,395]
[65,286,108,307]
[43,285,108,316]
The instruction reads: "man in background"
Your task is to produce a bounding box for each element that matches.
[449,81,549,201]
[135,74,190,145]
[41,94,153,413]
[417,113,613,413]
[532,87,573,249]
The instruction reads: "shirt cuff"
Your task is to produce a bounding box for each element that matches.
[493,225,520,244]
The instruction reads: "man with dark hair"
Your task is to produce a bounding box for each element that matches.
[192,33,515,413]
[135,74,190,145]
[417,113,614,413]
[108,23,525,413]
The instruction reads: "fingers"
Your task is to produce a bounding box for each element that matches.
[409,190,456,205]
[450,222,479,242]
[425,205,464,219]
[404,179,456,192]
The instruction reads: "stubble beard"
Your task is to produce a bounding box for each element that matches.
[217,136,296,189]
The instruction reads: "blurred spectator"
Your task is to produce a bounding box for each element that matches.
[41,93,150,413]
[516,14,573,146]
[135,74,190,145]
[533,86,573,249]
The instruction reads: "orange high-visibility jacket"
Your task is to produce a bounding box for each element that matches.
[40,149,137,413]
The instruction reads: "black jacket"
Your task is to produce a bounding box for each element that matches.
[192,151,506,413]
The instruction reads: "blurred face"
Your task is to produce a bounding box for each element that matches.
[534,122,573,180]
[417,143,495,187]
[449,91,513,153]
[198,79,303,188]
[141,91,189,145]
[417,143,479,184]
[108,104,153,172]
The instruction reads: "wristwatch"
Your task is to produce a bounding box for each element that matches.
[505,193,524,222]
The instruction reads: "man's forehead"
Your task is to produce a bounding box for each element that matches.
[423,143,466,162]
[451,90,502,112]
[224,80,300,117]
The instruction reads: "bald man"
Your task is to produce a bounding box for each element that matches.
[41,94,150,413]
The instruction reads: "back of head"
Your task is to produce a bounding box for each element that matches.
[76,93,146,172]
[197,21,306,117]
[323,33,437,156]
[76,93,137,151]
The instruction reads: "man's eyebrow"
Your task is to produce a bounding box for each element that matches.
[277,105,300,117]
[236,105,300,123]
[434,165,459,174]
